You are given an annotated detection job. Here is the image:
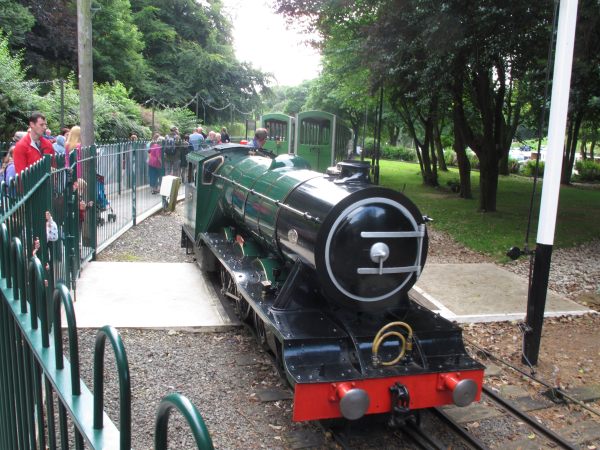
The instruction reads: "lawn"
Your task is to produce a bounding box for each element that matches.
[378,160,600,260]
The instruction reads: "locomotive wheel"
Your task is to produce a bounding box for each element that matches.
[252,310,267,348]
[219,266,251,321]
[235,296,252,323]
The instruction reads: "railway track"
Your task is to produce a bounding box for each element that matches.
[316,384,583,449]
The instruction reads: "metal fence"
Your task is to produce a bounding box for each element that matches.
[0,143,214,449]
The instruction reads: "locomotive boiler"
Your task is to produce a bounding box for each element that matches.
[181,144,484,422]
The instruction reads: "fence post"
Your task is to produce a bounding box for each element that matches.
[117,142,122,196]
[93,325,131,450]
[155,393,214,450]
[90,145,98,260]
[132,142,137,226]
[64,160,76,291]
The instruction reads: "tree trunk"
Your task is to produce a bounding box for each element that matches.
[580,138,587,160]
[352,124,360,155]
[451,68,472,199]
[434,121,448,171]
[388,124,400,146]
[430,138,439,186]
[419,118,438,186]
[562,112,582,184]
[414,137,424,174]
[499,151,509,175]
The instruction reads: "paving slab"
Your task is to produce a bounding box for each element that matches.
[73,262,238,329]
[440,403,502,423]
[414,263,591,323]
[564,384,600,403]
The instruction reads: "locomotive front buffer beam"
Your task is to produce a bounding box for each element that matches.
[292,370,484,422]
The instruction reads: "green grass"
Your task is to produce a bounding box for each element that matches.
[379,160,600,260]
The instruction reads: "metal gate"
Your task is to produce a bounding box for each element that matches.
[0,145,213,449]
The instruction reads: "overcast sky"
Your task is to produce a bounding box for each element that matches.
[220,0,321,86]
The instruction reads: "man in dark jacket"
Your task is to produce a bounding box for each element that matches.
[14,112,55,174]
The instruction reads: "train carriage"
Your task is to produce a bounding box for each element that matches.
[294,110,353,173]
[260,113,295,155]
[182,143,484,423]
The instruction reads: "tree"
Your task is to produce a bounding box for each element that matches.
[130,0,268,120]
[0,33,41,140]
[92,0,149,98]
[275,0,554,210]
[19,0,78,79]
[0,0,35,47]
[560,0,600,184]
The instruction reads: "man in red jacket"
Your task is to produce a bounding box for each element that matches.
[14,112,55,174]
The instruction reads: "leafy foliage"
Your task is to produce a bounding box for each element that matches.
[92,0,150,97]
[0,0,268,125]
[0,33,41,140]
[522,160,545,177]
[0,0,35,46]
[575,160,600,181]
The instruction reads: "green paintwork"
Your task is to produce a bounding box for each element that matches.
[155,393,214,450]
[261,113,294,155]
[295,111,354,173]
[295,110,334,172]
[187,146,317,254]
[252,257,288,285]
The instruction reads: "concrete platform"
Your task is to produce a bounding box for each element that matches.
[73,261,592,330]
[413,263,591,323]
[73,262,237,329]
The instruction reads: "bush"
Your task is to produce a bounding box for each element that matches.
[380,144,417,162]
[467,150,480,170]
[0,34,42,140]
[575,160,600,181]
[522,160,545,177]
[444,149,457,166]
[508,158,521,174]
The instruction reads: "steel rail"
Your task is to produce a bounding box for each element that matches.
[466,339,600,418]
[396,419,445,450]
[431,407,488,450]
[482,386,577,450]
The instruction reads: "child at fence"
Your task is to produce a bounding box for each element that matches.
[73,179,94,248]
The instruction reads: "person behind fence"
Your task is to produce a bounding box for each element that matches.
[180,134,193,181]
[207,130,216,145]
[189,126,205,150]
[53,134,66,156]
[164,126,179,176]
[65,125,82,176]
[221,127,230,143]
[148,133,163,194]
[1,146,16,196]
[44,128,55,143]
[14,112,55,174]
[12,130,26,146]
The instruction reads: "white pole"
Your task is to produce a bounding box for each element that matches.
[537,0,579,245]
[524,0,578,366]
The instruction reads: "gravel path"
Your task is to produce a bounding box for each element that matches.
[78,204,599,449]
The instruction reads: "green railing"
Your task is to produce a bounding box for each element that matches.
[1,148,214,448]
